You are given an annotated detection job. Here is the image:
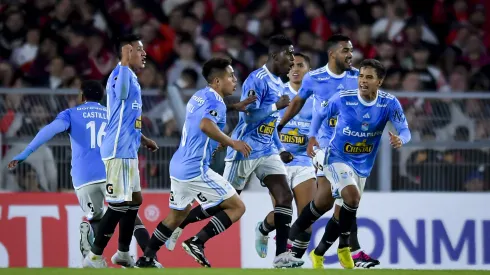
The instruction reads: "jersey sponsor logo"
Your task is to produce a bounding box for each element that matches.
[132,100,142,110]
[377,103,388,107]
[343,126,382,138]
[106,183,114,194]
[258,119,277,136]
[343,139,374,154]
[280,128,306,145]
[337,84,345,90]
[192,95,205,105]
[317,77,330,80]
[392,108,406,123]
[363,113,370,119]
[346,102,358,106]
[209,110,218,117]
[328,117,337,127]
[135,115,142,129]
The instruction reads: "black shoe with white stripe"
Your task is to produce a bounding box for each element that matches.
[135,256,163,268]
[182,237,211,267]
[352,251,380,268]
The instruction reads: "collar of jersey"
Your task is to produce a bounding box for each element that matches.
[207,87,223,100]
[357,89,378,107]
[262,64,282,85]
[325,63,346,79]
[287,82,298,95]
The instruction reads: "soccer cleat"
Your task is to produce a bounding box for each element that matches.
[337,247,355,269]
[353,251,380,268]
[255,222,269,258]
[111,251,135,268]
[182,237,211,267]
[135,256,163,268]
[273,251,304,268]
[79,222,92,258]
[83,253,108,268]
[309,250,324,269]
[165,227,183,251]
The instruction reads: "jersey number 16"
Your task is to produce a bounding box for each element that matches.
[86,121,107,148]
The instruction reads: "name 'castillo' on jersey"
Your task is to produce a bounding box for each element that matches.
[226,65,284,161]
[278,82,313,167]
[298,65,358,148]
[101,64,143,160]
[170,87,227,180]
[56,102,107,188]
[322,89,409,177]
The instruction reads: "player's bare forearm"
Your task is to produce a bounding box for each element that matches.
[278,96,305,129]
[200,118,234,147]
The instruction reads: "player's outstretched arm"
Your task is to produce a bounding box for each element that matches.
[227,95,257,112]
[245,95,290,123]
[114,44,132,100]
[277,95,306,132]
[200,118,252,158]
[8,119,69,169]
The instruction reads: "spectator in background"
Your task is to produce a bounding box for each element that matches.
[408,44,449,92]
[0,8,26,60]
[371,0,409,40]
[47,57,65,89]
[166,36,205,88]
[181,12,211,61]
[10,28,40,73]
[461,33,490,74]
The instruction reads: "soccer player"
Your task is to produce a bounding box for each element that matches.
[308,59,411,268]
[7,80,154,260]
[135,57,251,268]
[280,34,379,268]
[83,34,159,268]
[254,53,316,260]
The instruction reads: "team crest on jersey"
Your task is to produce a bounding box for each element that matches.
[361,122,369,131]
[248,90,256,97]
[343,139,373,154]
[280,128,306,145]
[209,110,218,117]
[321,100,328,108]
[258,119,276,136]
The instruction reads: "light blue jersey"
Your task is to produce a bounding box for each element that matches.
[170,87,227,180]
[298,64,358,148]
[309,89,411,177]
[278,83,313,167]
[13,102,107,189]
[101,64,142,160]
[225,65,285,161]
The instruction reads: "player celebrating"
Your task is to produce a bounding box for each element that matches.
[135,57,251,268]
[308,59,411,268]
[254,53,316,260]
[7,80,153,260]
[83,34,159,268]
[280,34,379,268]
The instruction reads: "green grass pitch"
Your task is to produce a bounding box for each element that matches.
[1,269,489,275]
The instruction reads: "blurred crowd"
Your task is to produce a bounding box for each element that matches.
[0,0,490,192]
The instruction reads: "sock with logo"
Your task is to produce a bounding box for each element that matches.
[275,205,293,255]
[338,203,358,249]
[145,222,174,258]
[349,219,361,252]
[91,204,128,255]
[289,201,324,241]
[291,231,311,258]
[178,205,221,230]
[258,213,276,235]
[314,216,340,255]
[194,211,233,244]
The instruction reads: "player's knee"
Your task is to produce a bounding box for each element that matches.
[274,188,293,206]
[235,198,246,217]
[131,192,143,205]
[342,187,360,207]
[314,195,334,212]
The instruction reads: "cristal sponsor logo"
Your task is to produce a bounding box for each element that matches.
[258,119,276,136]
[343,139,373,154]
[280,128,306,145]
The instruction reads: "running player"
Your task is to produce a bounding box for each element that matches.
[7,80,153,260]
[308,59,411,268]
[83,34,159,268]
[280,34,379,268]
[135,57,251,268]
[254,53,316,260]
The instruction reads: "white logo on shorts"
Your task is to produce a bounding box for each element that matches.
[144,204,160,222]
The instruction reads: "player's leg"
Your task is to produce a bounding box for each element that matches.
[181,170,244,267]
[255,192,275,258]
[76,183,105,258]
[133,215,151,252]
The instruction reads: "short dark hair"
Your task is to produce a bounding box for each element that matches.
[293,52,311,67]
[116,34,141,58]
[326,34,351,51]
[202,57,232,83]
[81,80,105,102]
[359,59,386,79]
[268,34,293,54]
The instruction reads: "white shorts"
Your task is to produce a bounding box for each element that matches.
[170,169,237,210]
[223,154,287,191]
[312,148,326,177]
[325,162,366,206]
[103,158,141,203]
[286,166,316,189]
[75,182,106,220]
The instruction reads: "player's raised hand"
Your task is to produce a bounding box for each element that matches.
[142,137,159,152]
[232,140,252,158]
[307,136,319,157]
[234,95,258,112]
[7,160,19,170]
[121,44,133,66]
[276,95,290,110]
[280,151,294,163]
[389,131,403,149]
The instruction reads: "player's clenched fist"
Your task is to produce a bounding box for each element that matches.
[121,44,133,66]
[276,95,290,110]
[232,140,252,158]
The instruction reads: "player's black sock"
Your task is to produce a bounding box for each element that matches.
[133,216,150,252]
[258,213,275,235]
[291,231,311,258]
[179,205,221,229]
[145,222,173,258]
[89,219,100,237]
[118,205,140,252]
[195,210,233,244]
[289,201,323,241]
[91,205,128,255]
[314,216,340,255]
[349,218,361,252]
[274,205,293,256]
[338,203,358,249]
